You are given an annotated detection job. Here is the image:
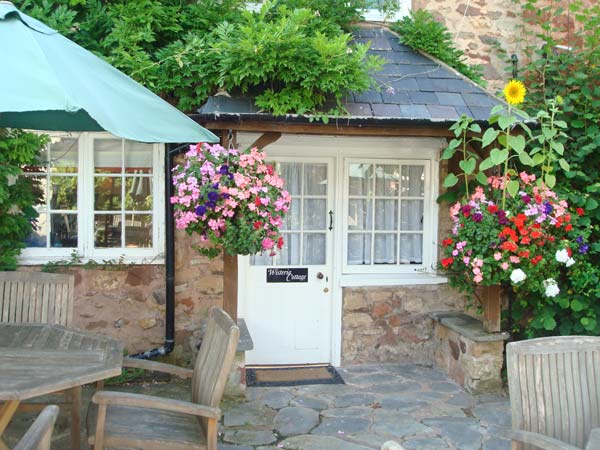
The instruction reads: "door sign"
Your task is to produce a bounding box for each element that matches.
[266,268,308,283]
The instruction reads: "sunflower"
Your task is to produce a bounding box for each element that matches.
[503,79,526,105]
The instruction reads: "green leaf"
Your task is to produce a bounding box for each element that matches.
[443,173,459,187]
[558,158,570,171]
[490,148,508,165]
[459,157,476,175]
[581,317,597,331]
[507,180,520,197]
[544,173,556,188]
[476,171,488,185]
[441,146,457,160]
[469,123,482,133]
[479,157,495,171]
[481,128,499,147]
[542,315,557,331]
[518,152,534,166]
[571,299,587,312]
[550,141,565,155]
[507,134,526,153]
[532,153,545,165]
[586,197,598,210]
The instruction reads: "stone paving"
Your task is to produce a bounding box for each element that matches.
[3,363,512,450]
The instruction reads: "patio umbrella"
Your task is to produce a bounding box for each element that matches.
[0,1,217,143]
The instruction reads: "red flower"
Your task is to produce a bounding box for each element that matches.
[442,238,454,247]
[487,205,498,214]
[500,227,518,241]
[565,224,573,232]
[512,214,527,229]
[531,230,543,239]
[253,221,262,230]
[441,257,454,268]
[267,165,274,175]
[564,214,571,223]
[518,250,530,258]
[501,241,518,252]
[576,208,585,216]
[521,236,531,245]
[531,255,543,265]
[255,196,262,206]
[567,248,572,257]
[277,236,284,249]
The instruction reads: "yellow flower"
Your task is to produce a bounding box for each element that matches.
[503,79,526,105]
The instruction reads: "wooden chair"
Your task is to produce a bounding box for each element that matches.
[507,336,600,450]
[0,271,80,448]
[0,271,74,326]
[13,405,59,450]
[88,307,240,450]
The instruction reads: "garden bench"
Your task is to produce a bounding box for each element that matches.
[13,405,59,450]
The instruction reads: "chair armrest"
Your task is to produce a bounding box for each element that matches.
[92,391,220,420]
[586,428,600,450]
[123,358,193,379]
[511,430,581,450]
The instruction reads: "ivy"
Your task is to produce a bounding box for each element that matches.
[390,10,485,86]
[18,0,381,116]
[0,130,47,270]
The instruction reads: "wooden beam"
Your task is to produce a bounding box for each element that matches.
[249,132,282,150]
[203,120,454,138]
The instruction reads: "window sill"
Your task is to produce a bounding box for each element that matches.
[340,272,448,287]
[18,255,165,266]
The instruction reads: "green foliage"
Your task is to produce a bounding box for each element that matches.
[0,129,46,270]
[42,250,133,273]
[391,10,485,85]
[18,0,380,116]
[506,0,600,338]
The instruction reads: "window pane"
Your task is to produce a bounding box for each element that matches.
[50,214,77,248]
[400,234,423,264]
[125,176,152,211]
[250,252,273,266]
[94,214,121,248]
[349,164,373,196]
[282,199,300,231]
[348,233,371,265]
[125,214,152,248]
[303,233,326,265]
[125,141,153,174]
[277,233,301,265]
[95,177,122,210]
[23,175,46,208]
[25,213,47,248]
[348,199,372,230]
[375,165,399,196]
[401,165,425,197]
[50,176,77,210]
[304,164,327,195]
[49,138,78,173]
[401,200,424,231]
[94,139,122,174]
[303,199,326,230]
[375,199,398,230]
[374,234,397,264]
[279,163,302,195]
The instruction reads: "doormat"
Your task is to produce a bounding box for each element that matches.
[246,365,344,387]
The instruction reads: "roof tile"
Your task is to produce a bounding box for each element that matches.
[409,91,438,105]
[372,104,402,117]
[345,103,374,116]
[400,104,430,119]
[427,105,460,120]
[436,92,467,107]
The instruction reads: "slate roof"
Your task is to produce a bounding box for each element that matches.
[195,27,504,126]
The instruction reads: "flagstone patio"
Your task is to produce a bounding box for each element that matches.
[4,363,512,450]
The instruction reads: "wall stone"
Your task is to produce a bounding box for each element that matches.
[342,284,465,364]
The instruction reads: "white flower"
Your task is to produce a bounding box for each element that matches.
[510,268,527,284]
[555,249,569,263]
[543,278,560,297]
[566,257,575,267]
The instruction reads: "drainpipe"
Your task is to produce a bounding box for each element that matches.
[129,142,187,359]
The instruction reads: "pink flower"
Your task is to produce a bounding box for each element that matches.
[262,237,274,250]
[509,255,520,264]
[493,252,502,261]
[452,250,459,256]
[473,258,484,267]
[473,267,481,275]
[474,274,483,283]
[501,262,509,270]
[519,172,536,185]
[463,256,470,265]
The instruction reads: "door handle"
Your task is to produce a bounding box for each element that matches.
[328,210,333,231]
[316,272,324,280]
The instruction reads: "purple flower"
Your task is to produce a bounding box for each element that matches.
[521,194,531,204]
[472,212,483,222]
[543,201,553,214]
[207,191,219,202]
[576,236,584,244]
[195,205,206,216]
[219,165,229,175]
[461,204,472,216]
[212,182,219,189]
[222,193,230,199]
[579,244,589,254]
[497,210,509,225]
[206,201,216,209]
[228,173,234,180]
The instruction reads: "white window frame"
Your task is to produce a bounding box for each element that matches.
[246,1,410,22]
[20,132,165,265]
[342,157,436,275]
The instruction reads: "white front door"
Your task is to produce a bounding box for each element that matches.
[242,158,335,365]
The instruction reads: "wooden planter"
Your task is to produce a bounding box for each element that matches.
[479,284,502,333]
[223,252,238,322]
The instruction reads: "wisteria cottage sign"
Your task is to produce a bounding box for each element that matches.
[266,268,308,283]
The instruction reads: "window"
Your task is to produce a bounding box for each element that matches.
[344,159,432,273]
[21,133,164,264]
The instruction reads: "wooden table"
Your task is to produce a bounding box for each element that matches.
[0,323,122,450]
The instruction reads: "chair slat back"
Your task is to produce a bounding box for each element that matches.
[507,336,600,449]
[192,307,239,414]
[0,271,74,327]
[14,405,59,450]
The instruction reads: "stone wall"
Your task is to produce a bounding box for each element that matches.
[342,284,464,364]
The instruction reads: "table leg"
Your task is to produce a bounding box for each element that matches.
[70,386,81,450]
[0,400,20,450]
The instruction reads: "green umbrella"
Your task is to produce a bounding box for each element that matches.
[0,1,218,143]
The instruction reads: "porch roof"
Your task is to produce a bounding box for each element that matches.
[194,26,504,127]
